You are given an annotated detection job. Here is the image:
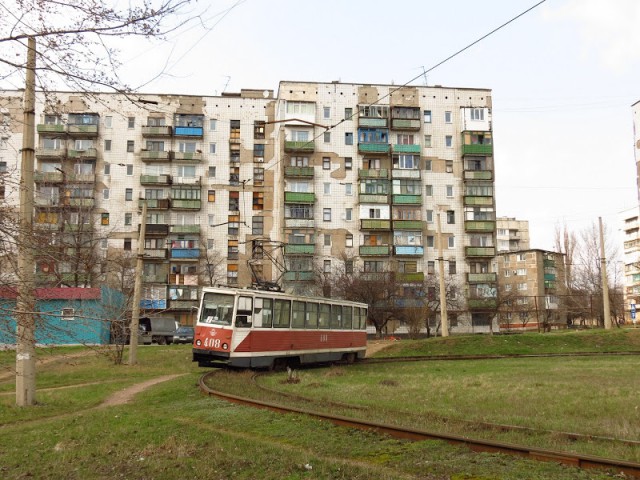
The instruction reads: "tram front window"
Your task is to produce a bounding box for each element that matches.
[200,292,235,326]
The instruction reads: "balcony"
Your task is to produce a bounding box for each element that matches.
[284,244,315,255]
[465,220,495,233]
[68,148,97,160]
[172,151,202,163]
[170,299,199,310]
[143,248,168,259]
[284,192,315,204]
[464,170,493,181]
[358,168,389,179]
[392,195,422,205]
[468,298,497,309]
[141,125,172,137]
[171,199,202,210]
[393,220,423,230]
[391,169,421,179]
[140,174,171,185]
[284,141,315,153]
[359,245,390,256]
[170,224,200,234]
[462,144,493,156]
[358,193,389,204]
[143,274,168,283]
[174,126,203,138]
[67,173,95,183]
[358,118,387,128]
[283,271,314,281]
[35,148,64,159]
[394,246,424,256]
[358,143,390,154]
[37,124,66,135]
[66,198,94,208]
[396,272,424,283]
[173,176,201,186]
[544,273,556,281]
[284,166,314,177]
[361,219,391,230]
[67,125,98,136]
[61,272,90,284]
[285,218,315,229]
[140,198,170,210]
[142,223,169,236]
[141,150,171,162]
[391,118,421,130]
[34,171,64,183]
[140,299,167,309]
[392,144,421,154]
[468,272,497,283]
[464,196,493,206]
[465,246,496,257]
[170,248,200,259]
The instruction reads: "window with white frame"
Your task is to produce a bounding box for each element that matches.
[424,135,432,147]
[323,208,331,221]
[446,185,453,197]
[445,111,452,123]
[423,110,432,123]
[323,183,331,195]
[61,308,75,321]
[346,233,353,247]
[210,119,217,130]
[345,208,352,220]
[345,183,353,196]
[209,143,216,154]
[324,234,331,246]
[448,236,455,248]
[445,135,453,147]
[470,108,484,121]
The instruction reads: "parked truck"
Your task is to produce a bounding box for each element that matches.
[138,316,179,345]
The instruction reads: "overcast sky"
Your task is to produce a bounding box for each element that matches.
[57,1,640,250]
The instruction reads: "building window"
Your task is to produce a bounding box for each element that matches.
[126,164,133,176]
[345,183,353,196]
[470,108,484,121]
[446,185,453,197]
[104,116,112,128]
[253,167,264,186]
[445,111,452,123]
[104,139,112,151]
[323,157,331,170]
[426,209,433,223]
[228,215,240,235]
[324,234,331,246]
[427,236,434,248]
[345,208,352,221]
[208,190,216,202]
[125,213,132,225]
[424,159,432,171]
[445,135,453,147]
[324,183,331,195]
[346,234,353,247]
[345,260,354,273]
[124,238,132,251]
[210,119,217,130]
[61,308,75,321]
[254,121,265,139]
[424,135,432,148]
[345,157,352,170]
[253,191,264,210]
[448,236,455,248]
[125,188,133,201]
[324,260,331,273]
[229,191,239,211]
[101,213,109,225]
[425,185,433,196]
[253,143,265,161]
[103,189,110,200]
[208,166,216,178]
[345,107,353,119]
[446,160,453,173]
[427,261,435,274]
[345,132,353,145]
[447,210,455,224]
[323,107,331,119]
[252,216,264,235]
[104,163,110,175]
[449,260,457,275]
[323,208,331,221]
[424,110,432,123]
[209,143,216,154]
[127,117,135,129]
[126,140,134,152]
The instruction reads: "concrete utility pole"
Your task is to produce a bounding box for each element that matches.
[129,200,147,365]
[16,37,37,406]
[599,217,612,329]
[436,212,449,337]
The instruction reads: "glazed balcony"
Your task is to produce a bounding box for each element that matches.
[67,125,98,136]
[391,118,421,130]
[141,150,171,162]
[393,220,423,230]
[284,166,314,177]
[358,193,389,204]
[468,298,497,309]
[393,245,424,256]
[360,219,391,230]
[172,151,202,163]
[284,192,315,204]
[141,125,172,137]
[170,224,200,234]
[67,173,95,183]
[140,198,170,210]
[66,198,94,208]
[170,248,200,260]
[140,174,171,186]
[464,170,493,181]
[171,199,202,210]
[141,223,169,236]
[34,171,64,183]
[396,272,424,283]
[464,196,493,206]
[465,220,495,233]
[170,299,199,310]
[284,244,315,255]
[358,143,390,154]
[35,148,64,159]
[143,248,168,259]
[392,194,422,205]
[544,273,556,282]
[37,124,66,135]
[465,246,496,257]
[173,126,203,138]
[358,118,387,128]
[392,144,421,154]
[68,148,97,160]
[285,218,315,229]
[284,141,315,153]
[358,168,389,179]
[391,169,421,179]
[468,272,497,283]
[359,245,390,256]
[283,271,314,281]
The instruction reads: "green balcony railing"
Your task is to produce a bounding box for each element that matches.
[392,144,421,154]
[464,196,493,206]
[391,119,421,130]
[284,244,315,255]
[68,148,97,159]
[465,220,495,232]
[140,198,170,209]
[358,143,390,154]
[358,118,387,128]
[141,150,171,161]
[284,166,314,177]
[359,245,390,256]
[284,192,315,203]
[465,246,496,257]
[140,174,171,185]
[468,273,497,283]
[171,199,202,210]
[37,124,66,134]
[397,272,425,283]
[392,194,422,205]
[360,219,391,230]
[462,144,493,155]
[67,125,98,135]
[170,224,201,234]
[468,298,497,309]
[284,271,315,281]
[34,171,64,183]
[464,170,493,180]
[358,168,389,179]
[35,148,64,158]
[284,141,315,152]
[67,198,94,208]
[173,151,202,162]
[392,220,423,230]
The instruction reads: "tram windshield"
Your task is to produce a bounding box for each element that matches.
[200,292,235,326]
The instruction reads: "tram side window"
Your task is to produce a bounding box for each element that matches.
[292,301,306,328]
[236,296,253,328]
[254,297,273,328]
[343,306,353,329]
[356,307,367,329]
[306,302,318,328]
[318,303,330,329]
[330,305,342,329]
[273,299,291,328]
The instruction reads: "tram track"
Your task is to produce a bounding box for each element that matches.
[199,365,640,479]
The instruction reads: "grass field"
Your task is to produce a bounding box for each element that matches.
[0,329,638,479]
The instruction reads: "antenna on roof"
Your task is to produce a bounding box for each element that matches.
[222,76,231,93]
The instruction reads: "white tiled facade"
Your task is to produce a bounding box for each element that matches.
[496,217,530,252]
[0,81,497,330]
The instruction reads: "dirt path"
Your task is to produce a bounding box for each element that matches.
[98,374,186,408]
[365,340,394,357]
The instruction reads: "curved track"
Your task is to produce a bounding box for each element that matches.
[199,362,640,479]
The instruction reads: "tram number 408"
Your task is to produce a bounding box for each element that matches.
[204,337,221,348]
[319,334,328,343]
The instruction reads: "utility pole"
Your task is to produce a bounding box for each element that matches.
[129,200,147,365]
[16,37,37,406]
[436,212,449,337]
[599,217,612,329]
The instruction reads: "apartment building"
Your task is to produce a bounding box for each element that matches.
[496,217,530,252]
[622,208,640,324]
[0,81,497,331]
[495,249,567,331]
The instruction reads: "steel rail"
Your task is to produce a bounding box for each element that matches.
[199,371,640,479]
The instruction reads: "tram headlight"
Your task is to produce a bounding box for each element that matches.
[222,343,228,350]
[195,339,202,346]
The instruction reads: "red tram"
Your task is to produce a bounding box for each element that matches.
[192,287,368,368]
